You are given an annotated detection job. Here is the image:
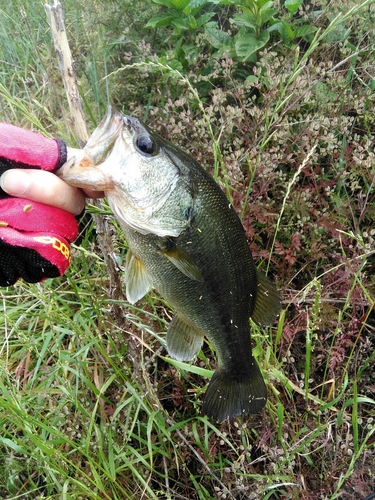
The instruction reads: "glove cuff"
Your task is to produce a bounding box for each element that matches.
[0,198,79,285]
[0,228,72,285]
[54,138,68,169]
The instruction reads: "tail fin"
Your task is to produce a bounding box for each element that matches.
[202,360,267,422]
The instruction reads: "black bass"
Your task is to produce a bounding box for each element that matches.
[58,106,280,422]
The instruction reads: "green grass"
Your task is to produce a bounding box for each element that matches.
[1,0,375,498]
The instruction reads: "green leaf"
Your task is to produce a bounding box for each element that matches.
[209,0,237,4]
[235,29,270,61]
[160,355,213,378]
[294,24,318,38]
[269,20,295,44]
[231,12,257,31]
[185,0,213,17]
[151,0,176,7]
[257,0,274,7]
[205,23,232,49]
[259,2,279,25]
[174,0,191,9]
[196,11,215,28]
[162,58,184,71]
[284,0,303,15]
[0,437,27,454]
[188,14,198,29]
[172,17,190,30]
[231,4,278,31]
[246,74,258,84]
[182,43,200,61]
[153,0,190,10]
[188,0,209,6]
[146,14,177,28]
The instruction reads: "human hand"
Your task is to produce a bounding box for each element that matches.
[0,123,103,286]
[0,122,104,213]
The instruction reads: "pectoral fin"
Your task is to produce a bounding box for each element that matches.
[124,250,153,304]
[166,313,204,361]
[160,245,204,282]
[251,269,281,325]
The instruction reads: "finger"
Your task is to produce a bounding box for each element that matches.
[0,169,86,216]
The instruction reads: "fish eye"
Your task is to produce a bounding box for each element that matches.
[135,134,158,156]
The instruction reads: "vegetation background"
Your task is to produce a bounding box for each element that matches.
[0,0,374,498]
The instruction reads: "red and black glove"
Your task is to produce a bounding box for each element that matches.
[0,124,78,286]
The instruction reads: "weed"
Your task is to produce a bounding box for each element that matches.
[1,0,375,498]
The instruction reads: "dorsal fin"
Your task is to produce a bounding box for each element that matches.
[251,269,281,325]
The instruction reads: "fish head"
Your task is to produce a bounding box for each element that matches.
[58,107,195,237]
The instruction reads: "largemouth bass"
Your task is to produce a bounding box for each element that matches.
[58,106,280,422]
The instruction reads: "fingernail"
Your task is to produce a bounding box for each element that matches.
[0,171,30,196]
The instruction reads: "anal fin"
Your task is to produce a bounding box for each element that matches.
[124,250,153,304]
[166,313,204,361]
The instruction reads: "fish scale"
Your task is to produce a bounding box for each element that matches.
[58,106,281,422]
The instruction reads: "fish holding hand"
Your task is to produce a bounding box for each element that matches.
[58,107,281,422]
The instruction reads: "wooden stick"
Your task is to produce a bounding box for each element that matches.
[45,0,89,146]
[45,0,127,304]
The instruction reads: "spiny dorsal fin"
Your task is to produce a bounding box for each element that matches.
[166,313,204,361]
[251,269,281,326]
[124,250,153,304]
[160,245,204,282]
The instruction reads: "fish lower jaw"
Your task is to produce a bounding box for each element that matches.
[58,162,114,191]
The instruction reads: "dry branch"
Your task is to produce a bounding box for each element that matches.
[45,1,128,310]
[45,0,89,146]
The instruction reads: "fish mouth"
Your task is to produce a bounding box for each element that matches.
[84,106,124,164]
[57,106,123,191]
[57,153,114,191]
